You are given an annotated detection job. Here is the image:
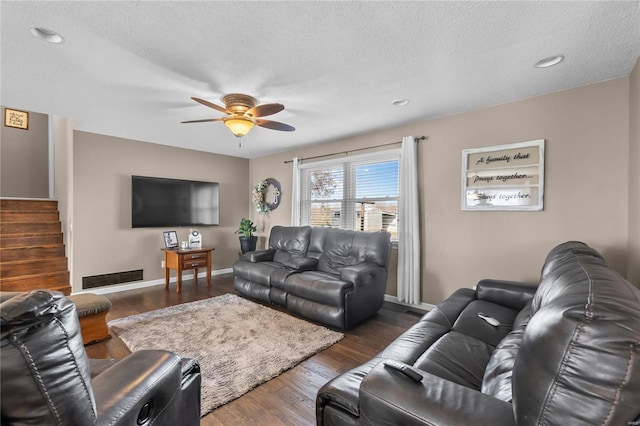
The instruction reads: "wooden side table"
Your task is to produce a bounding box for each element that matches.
[161,247,215,293]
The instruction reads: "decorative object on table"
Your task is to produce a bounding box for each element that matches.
[252,177,281,213]
[181,94,295,146]
[4,107,29,130]
[108,293,343,417]
[188,229,202,248]
[163,230,178,248]
[461,139,545,211]
[235,218,257,253]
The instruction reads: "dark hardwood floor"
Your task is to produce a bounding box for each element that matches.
[85,274,422,425]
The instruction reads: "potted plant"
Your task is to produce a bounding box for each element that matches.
[235,218,258,253]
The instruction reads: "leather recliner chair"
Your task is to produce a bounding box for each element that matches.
[1,290,201,426]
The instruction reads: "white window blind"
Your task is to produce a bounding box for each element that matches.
[299,150,400,240]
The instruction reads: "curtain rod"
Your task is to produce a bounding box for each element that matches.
[284,135,426,164]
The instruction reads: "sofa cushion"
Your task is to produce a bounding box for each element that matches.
[481,302,533,402]
[513,247,640,425]
[539,240,604,279]
[269,226,312,264]
[233,260,283,286]
[284,271,353,306]
[316,229,390,275]
[414,331,494,390]
[451,299,519,347]
[1,290,97,425]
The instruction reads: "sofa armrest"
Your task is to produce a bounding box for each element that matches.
[359,361,515,426]
[281,256,318,271]
[242,249,275,263]
[476,279,536,311]
[93,350,200,426]
[340,263,386,288]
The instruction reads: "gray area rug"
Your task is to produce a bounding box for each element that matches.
[108,293,343,417]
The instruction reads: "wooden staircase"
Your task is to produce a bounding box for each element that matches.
[0,199,71,295]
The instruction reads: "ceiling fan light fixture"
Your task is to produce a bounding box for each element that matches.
[223,116,255,137]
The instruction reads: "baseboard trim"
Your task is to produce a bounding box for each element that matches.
[384,294,436,312]
[72,268,234,296]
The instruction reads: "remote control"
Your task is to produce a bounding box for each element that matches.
[383,360,423,382]
[478,313,500,327]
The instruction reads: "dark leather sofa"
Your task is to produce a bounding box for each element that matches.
[233,226,391,329]
[1,290,201,426]
[316,241,640,425]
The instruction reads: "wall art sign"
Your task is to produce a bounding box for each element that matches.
[461,139,545,211]
[4,108,29,130]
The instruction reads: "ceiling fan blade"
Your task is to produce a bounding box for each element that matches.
[191,97,229,114]
[256,119,295,132]
[247,103,284,118]
[181,118,224,124]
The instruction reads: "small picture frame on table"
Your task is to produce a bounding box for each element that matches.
[163,231,178,249]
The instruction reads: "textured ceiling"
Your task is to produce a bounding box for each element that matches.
[1,1,639,159]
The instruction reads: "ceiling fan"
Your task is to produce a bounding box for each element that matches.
[181,94,295,141]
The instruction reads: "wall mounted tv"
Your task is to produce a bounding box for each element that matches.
[131,175,220,228]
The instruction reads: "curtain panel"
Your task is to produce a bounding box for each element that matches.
[397,136,421,304]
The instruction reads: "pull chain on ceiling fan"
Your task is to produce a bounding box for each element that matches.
[182,94,295,146]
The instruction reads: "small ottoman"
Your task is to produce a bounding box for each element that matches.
[68,293,112,345]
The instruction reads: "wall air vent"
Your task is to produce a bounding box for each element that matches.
[82,269,143,289]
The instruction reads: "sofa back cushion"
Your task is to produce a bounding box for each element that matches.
[481,302,532,402]
[1,290,97,425]
[311,228,390,275]
[512,244,640,425]
[539,240,604,280]
[269,226,312,264]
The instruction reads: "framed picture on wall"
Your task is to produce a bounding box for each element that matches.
[4,108,29,130]
[163,231,178,248]
[461,139,545,211]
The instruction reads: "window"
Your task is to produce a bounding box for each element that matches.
[299,150,400,240]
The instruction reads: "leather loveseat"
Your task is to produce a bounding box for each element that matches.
[316,241,640,425]
[1,290,201,426]
[233,226,391,330]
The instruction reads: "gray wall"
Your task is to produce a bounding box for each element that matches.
[250,77,636,304]
[1,107,49,198]
[628,57,640,284]
[71,131,250,292]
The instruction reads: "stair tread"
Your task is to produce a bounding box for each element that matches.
[2,232,63,237]
[0,244,65,250]
[1,256,67,263]
[1,200,69,294]
[0,211,60,214]
[1,221,61,224]
[0,270,69,281]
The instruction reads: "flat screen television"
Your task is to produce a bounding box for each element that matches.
[131,175,220,228]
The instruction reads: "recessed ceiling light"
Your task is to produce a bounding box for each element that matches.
[392,99,409,107]
[535,55,564,68]
[30,27,64,44]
